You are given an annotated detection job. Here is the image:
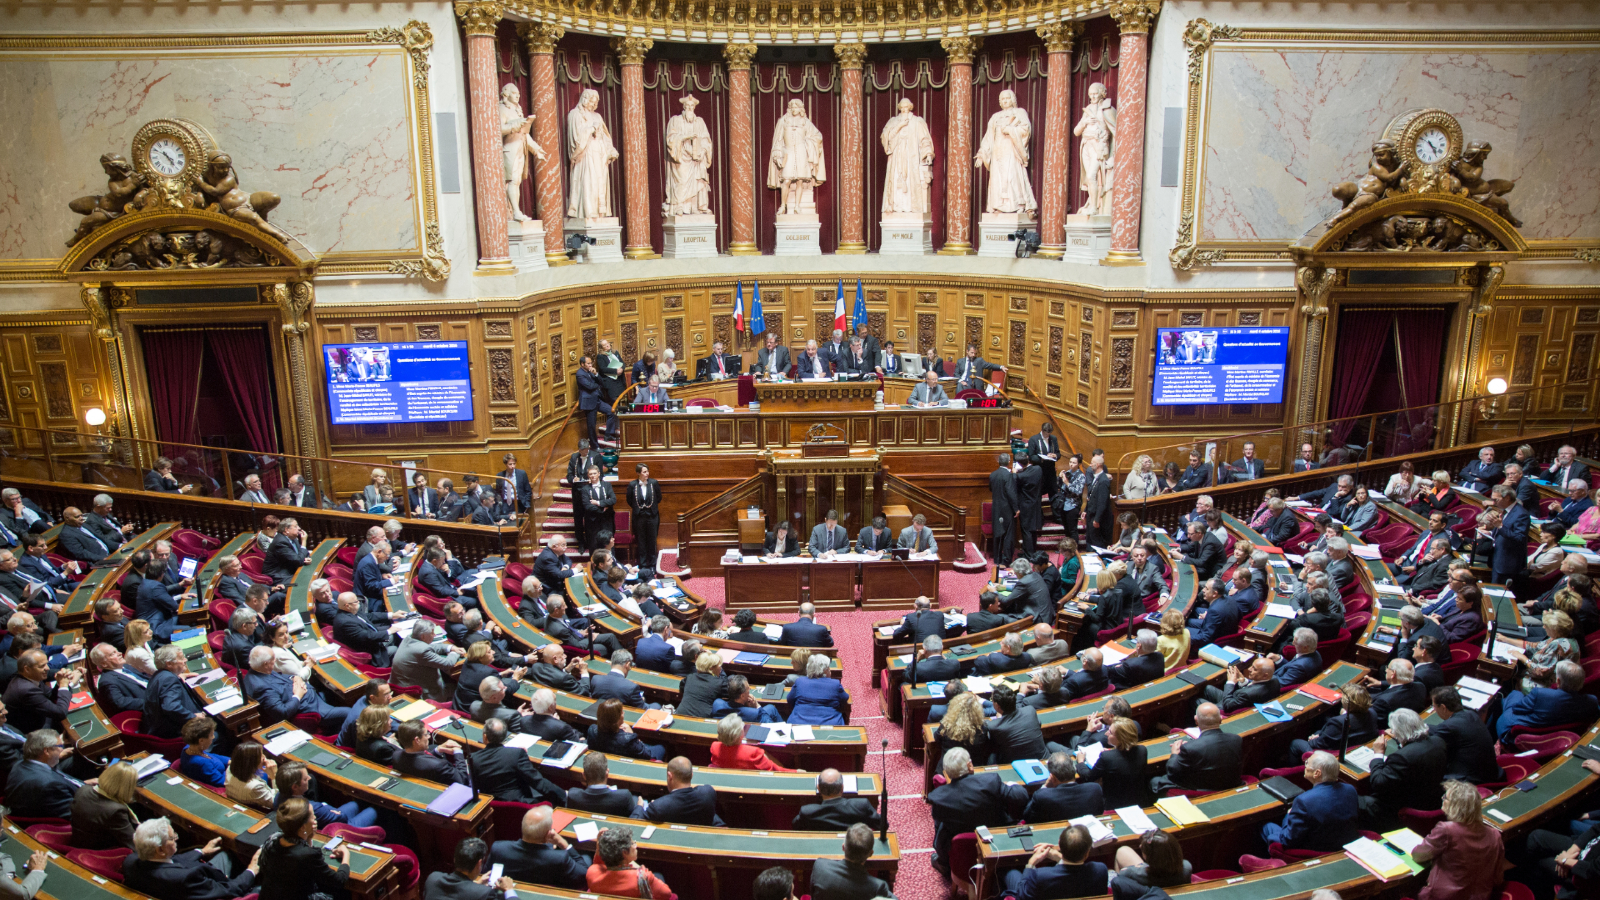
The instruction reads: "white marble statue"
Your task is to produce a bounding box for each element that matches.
[880,98,935,216]
[768,98,826,216]
[973,89,1037,215]
[499,84,547,223]
[663,95,714,216]
[1073,81,1116,216]
[565,88,619,219]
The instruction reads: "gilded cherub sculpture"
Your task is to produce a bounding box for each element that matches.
[67,154,145,246]
[1327,140,1408,225]
[195,151,293,245]
[1452,142,1520,227]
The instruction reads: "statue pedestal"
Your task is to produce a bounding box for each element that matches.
[878,213,933,256]
[977,211,1038,258]
[507,220,549,272]
[662,214,718,259]
[773,213,822,257]
[564,217,623,264]
[1062,214,1113,265]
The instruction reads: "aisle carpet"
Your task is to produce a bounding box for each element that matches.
[676,554,996,899]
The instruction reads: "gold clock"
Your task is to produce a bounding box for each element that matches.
[129,118,215,187]
[1383,108,1464,170]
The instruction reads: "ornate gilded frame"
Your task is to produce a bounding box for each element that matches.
[0,21,447,283]
[1170,22,1600,270]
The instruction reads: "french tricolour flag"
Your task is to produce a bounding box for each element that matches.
[733,282,745,332]
[833,279,847,332]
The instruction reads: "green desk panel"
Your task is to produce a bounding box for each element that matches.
[0,831,129,900]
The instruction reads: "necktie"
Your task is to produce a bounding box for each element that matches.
[0,521,14,546]
[717,356,724,375]
[1406,533,1431,565]
[82,527,108,553]
[420,492,429,516]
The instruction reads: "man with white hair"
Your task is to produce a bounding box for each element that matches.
[1544,444,1589,487]
[1179,494,1215,530]
[1494,659,1600,742]
[142,644,209,740]
[85,494,133,550]
[533,535,579,598]
[1323,537,1355,594]
[238,473,269,505]
[523,687,583,743]
[0,488,52,537]
[1260,751,1359,852]
[1063,648,1108,699]
[1367,657,1429,723]
[1106,629,1164,688]
[1028,623,1071,664]
[1299,474,1356,519]
[974,631,1031,676]
[124,817,260,899]
[797,340,830,379]
[926,747,1027,875]
[1556,477,1595,529]
[391,619,461,702]
[240,645,351,732]
[353,540,395,612]
[330,592,395,667]
[1360,708,1447,828]
[94,643,153,714]
[1267,628,1323,688]
[1004,557,1054,624]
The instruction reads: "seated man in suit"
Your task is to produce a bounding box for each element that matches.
[927,747,1028,876]
[93,644,154,715]
[18,535,80,597]
[987,684,1050,763]
[1107,629,1167,688]
[123,817,258,900]
[1187,577,1242,646]
[644,757,724,826]
[779,602,833,648]
[1063,648,1109,701]
[1401,538,1456,594]
[1367,658,1431,724]
[418,548,481,608]
[239,646,351,733]
[695,340,740,380]
[795,340,832,380]
[1203,656,1282,714]
[952,344,1005,391]
[1555,478,1595,529]
[1429,685,1502,785]
[262,519,312,586]
[897,514,938,557]
[1458,445,1504,493]
[892,596,946,644]
[589,649,656,710]
[84,494,134,550]
[56,507,113,563]
[809,510,851,558]
[1029,623,1072,664]
[517,688,583,744]
[489,805,588,889]
[5,729,83,819]
[904,636,962,688]
[1173,521,1224,582]
[142,645,208,740]
[751,332,792,379]
[908,370,948,408]
[1260,750,1360,852]
[526,644,591,696]
[837,337,875,379]
[1360,708,1449,829]
[221,608,264,671]
[1227,441,1267,482]
[973,631,1032,676]
[1001,824,1106,900]
[394,719,469,786]
[1495,660,1600,742]
[470,717,565,804]
[711,674,782,724]
[856,516,896,555]
[1393,605,1447,662]
[530,596,621,660]
[810,824,895,900]
[632,616,678,674]
[391,621,462,703]
[1149,703,1244,796]
[968,591,1021,634]
[353,541,395,613]
[331,592,396,667]
[565,752,648,818]
[3,647,76,734]
[143,457,191,494]
[1022,752,1105,823]
[0,488,52,537]
[1266,628,1323,688]
[792,768,887,831]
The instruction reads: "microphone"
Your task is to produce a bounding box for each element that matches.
[1338,705,1350,763]
[879,738,890,843]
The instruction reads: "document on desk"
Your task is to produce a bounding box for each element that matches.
[1263,603,1299,620]
[264,730,312,756]
[1115,806,1158,834]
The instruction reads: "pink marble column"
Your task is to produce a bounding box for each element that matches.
[614,37,657,259]
[1107,0,1157,264]
[458,0,512,274]
[523,22,569,266]
[724,43,760,255]
[1035,21,1079,259]
[834,43,868,254]
[938,36,979,255]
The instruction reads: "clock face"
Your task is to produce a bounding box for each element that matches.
[148,138,187,176]
[1414,127,1449,164]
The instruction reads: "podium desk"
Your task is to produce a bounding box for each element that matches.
[725,560,806,609]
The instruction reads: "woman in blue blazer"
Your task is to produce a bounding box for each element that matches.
[786,655,848,726]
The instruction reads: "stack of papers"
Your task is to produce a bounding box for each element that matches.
[1349,544,1382,560]
[1080,743,1106,768]
[1153,795,1209,826]
[1098,644,1130,665]
[306,643,340,662]
[1263,603,1299,620]
[133,755,172,779]
[878,626,898,637]
[791,724,815,742]
[264,729,312,755]
[1343,837,1413,881]
[1455,675,1501,710]
[961,676,995,694]
[1116,806,1158,834]
[504,733,538,750]
[763,624,785,640]
[1069,814,1115,843]
[1345,746,1384,771]
[204,687,244,715]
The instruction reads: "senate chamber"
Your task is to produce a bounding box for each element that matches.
[1,1,1600,899]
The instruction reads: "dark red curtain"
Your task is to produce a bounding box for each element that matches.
[1327,309,1397,446]
[207,328,280,455]
[1066,17,1121,217]
[753,60,841,253]
[644,55,731,252]
[863,51,949,251]
[970,32,1049,241]
[555,35,627,226]
[140,330,204,455]
[1393,308,1452,454]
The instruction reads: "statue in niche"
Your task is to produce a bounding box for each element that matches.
[67,154,144,246]
[194,151,293,245]
[662,95,714,216]
[566,88,619,220]
[499,83,546,223]
[1328,139,1409,225]
[1452,142,1521,227]
[880,98,935,216]
[1072,81,1116,216]
[974,89,1037,215]
[768,98,826,216]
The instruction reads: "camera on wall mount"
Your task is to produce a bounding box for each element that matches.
[565,233,596,258]
[1007,229,1041,259]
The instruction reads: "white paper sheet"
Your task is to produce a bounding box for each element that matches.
[1115,805,1158,834]
[1080,743,1105,768]
[1264,603,1299,620]
[1069,814,1114,843]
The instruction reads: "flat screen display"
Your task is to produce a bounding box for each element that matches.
[324,341,473,424]
[1151,327,1290,406]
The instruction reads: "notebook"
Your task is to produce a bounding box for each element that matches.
[1258,776,1304,804]
[426,783,475,817]
[1011,759,1048,785]
[1153,795,1208,826]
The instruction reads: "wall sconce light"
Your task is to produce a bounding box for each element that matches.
[1481,377,1508,419]
[85,407,106,429]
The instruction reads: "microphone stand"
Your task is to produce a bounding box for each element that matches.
[1338,706,1350,763]
[879,738,890,844]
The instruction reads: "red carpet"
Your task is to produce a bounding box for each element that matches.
[679,552,996,898]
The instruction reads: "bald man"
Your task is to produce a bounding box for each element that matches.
[488,806,588,888]
[1149,702,1244,796]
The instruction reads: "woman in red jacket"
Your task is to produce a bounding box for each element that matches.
[708,713,795,771]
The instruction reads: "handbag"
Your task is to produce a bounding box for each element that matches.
[635,866,654,900]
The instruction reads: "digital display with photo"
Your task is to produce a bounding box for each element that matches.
[1151,327,1290,406]
[324,341,473,424]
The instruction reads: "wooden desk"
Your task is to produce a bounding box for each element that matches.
[725,561,807,611]
[737,509,766,548]
[754,379,878,412]
[0,825,155,900]
[859,558,939,608]
[60,523,179,626]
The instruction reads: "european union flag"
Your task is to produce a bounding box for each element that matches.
[853,279,868,332]
[750,283,766,335]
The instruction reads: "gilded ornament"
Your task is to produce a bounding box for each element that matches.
[1168,211,1224,269]
[455,0,507,36]
[1576,248,1600,263]
[1108,0,1159,34]
[722,42,758,69]
[1182,18,1239,84]
[519,21,566,53]
[387,222,452,281]
[1035,21,1080,54]
[833,42,869,68]
[367,20,434,89]
[67,155,144,247]
[1452,142,1520,228]
[940,36,980,64]
[1295,265,1335,318]
[612,35,654,64]
[1471,264,1504,317]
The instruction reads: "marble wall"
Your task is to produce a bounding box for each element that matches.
[1199,43,1600,245]
[0,48,421,262]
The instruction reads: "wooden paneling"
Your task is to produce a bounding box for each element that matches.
[1480,295,1600,429]
[0,318,113,451]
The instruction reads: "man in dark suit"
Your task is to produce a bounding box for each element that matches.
[565,752,647,818]
[968,591,1021,634]
[533,538,577,598]
[489,805,588,888]
[56,507,112,563]
[331,592,395,667]
[1298,474,1355,515]
[262,519,311,586]
[891,596,945,644]
[792,768,886,831]
[1014,457,1044,558]
[239,647,350,732]
[1228,441,1267,482]
[632,616,677,674]
[779,603,832,648]
[423,838,512,900]
[1291,442,1321,474]
[93,644,153,714]
[1489,483,1530,585]
[394,720,470,786]
[1542,444,1590,489]
[987,685,1049,763]
[1260,750,1360,852]
[1005,557,1054,624]
[408,474,442,519]
[1392,605,1446,663]
[1176,521,1225,581]
[1060,649,1109,701]
[281,474,317,509]
[695,340,740,380]
[1360,707,1448,828]
[523,688,584,743]
[1022,752,1105,823]
[5,729,82,819]
[3,649,74,733]
[353,542,394,614]
[0,488,52,536]
[1084,456,1115,548]
[838,337,874,378]
[795,340,832,379]
[16,537,79,597]
[142,645,208,739]
[577,467,616,552]
[988,454,1018,566]
[1402,539,1456,594]
[1187,578,1242,646]
[817,330,846,376]
[927,746,1028,874]
[143,457,189,494]
[470,717,565,804]
[626,463,661,569]
[1204,657,1282,714]
[906,636,962,687]
[973,632,1031,676]
[1177,450,1211,492]
[953,344,1005,391]
[1458,445,1504,493]
[1268,628,1323,687]
[1368,658,1431,724]
[751,332,792,378]
[123,816,259,900]
[1428,686,1501,784]
[809,510,851,557]
[1001,826,1107,900]
[1502,463,1539,510]
[1149,703,1244,796]
[1555,478,1596,529]
[576,355,618,447]
[644,757,725,826]
[0,700,29,788]
[810,824,895,900]
[1262,500,1300,546]
[498,453,533,515]
[85,495,133,550]
[1107,630,1166,688]
[588,649,655,709]
[856,516,894,554]
[1026,423,1061,505]
[1493,661,1600,741]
